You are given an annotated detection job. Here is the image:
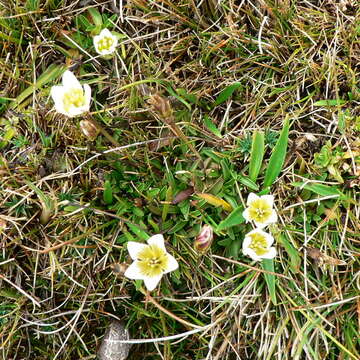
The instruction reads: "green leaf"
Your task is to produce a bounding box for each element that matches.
[87,8,103,28]
[217,206,245,231]
[26,181,54,225]
[162,186,173,221]
[263,117,290,188]
[313,99,347,106]
[249,131,265,183]
[10,63,67,110]
[262,259,276,304]
[213,83,242,107]
[237,175,259,191]
[127,224,149,241]
[103,180,113,205]
[227,240,241,259]
[166,86,192,110]
[292,182,345,199]
[277,234,301,273]
[204,115,222,137]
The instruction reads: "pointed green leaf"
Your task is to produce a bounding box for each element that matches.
[217,206,244,231]
[103,180,113,205]
[249,131,265,183]
[313,99,347,106]
[204,115,222,137]
[292,182,345,199]
[277,234,301,273]
[213,83,242,107]
[262,259,276,304]
[237,175,259,191]
[263,117,290,188]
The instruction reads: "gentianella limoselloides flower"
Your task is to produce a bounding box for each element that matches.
[242,228,276,261]
[124,234,179,291]
[93,28,118,56]
[50,70,91,117]
[242,193,277,229]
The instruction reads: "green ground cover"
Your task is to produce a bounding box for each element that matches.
[0,0,359,359]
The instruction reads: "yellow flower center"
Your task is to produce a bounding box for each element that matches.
[249,232,268,256]
[63,88,85,112]
[248,199,272,223]
[137,244,169,277]
[97,36,114,52]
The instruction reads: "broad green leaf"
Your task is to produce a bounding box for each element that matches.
[313,99,347,106]
[249,131,265,183]
[292,182,345,199]
[204,115,222,137]
[217,206,245,231]
[262,259,276,304]
[263,117,290,188]
[197,193,233,212]
[213,83,242,107]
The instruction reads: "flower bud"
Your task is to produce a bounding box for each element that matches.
[194,225,213,253]
[80,120,99,140]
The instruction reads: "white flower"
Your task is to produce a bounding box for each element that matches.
[242,228,276,261]
[50,70,91,117]
[242,193,277,229]
[93,28,118,56]
[124,234,179,291]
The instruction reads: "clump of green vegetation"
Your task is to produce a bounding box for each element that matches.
[0,1,359,359]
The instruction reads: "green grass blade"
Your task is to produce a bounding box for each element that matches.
[249,130,264,183]
[261,258,276,304]
[263,117,290,188]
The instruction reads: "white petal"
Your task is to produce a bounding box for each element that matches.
[261,247,277,259]
[124,261,144,280]
[93,36,101,54]
[163,254,178,274]
[50,85,64,104]
[260,195,274,207]
[247,192,259,206]
[143,274,163,291]
[263,210,278,226]
[243,247,262,261]
[263,231,275,247]
[127,242,148,260]
[147,234,165,251]
[62,70,82,89]
[253,220,267,229]
[242,208,251,223]
[66,106,85,118]
[242,234,252,252]
[50,86,67,115]
[83,83,91,108]
[99,28,113,38]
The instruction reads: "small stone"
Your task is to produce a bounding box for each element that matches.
[97,320,131,360]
